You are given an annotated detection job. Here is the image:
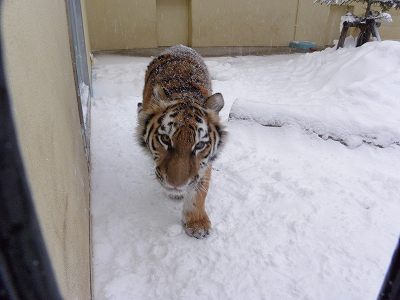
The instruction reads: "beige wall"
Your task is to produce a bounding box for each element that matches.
[86,0,157,50]
[323,5,353,45]
[381,10,400,40]
[2,1,91,299]
[295,0,331,45]
[86,0,400,51]
[191,0,296,47]
[157,0,189,46]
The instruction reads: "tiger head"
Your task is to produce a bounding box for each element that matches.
[137,86,226,199]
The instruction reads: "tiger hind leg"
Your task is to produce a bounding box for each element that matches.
[182,167,212,239]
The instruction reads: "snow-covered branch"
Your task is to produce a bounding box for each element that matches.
[314,0,400,10]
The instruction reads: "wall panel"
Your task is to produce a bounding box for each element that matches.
[191,0,296,47]
[84,0,400,50]
[86,0,157,50]
[295,0,331,45]
[157,0,189,46]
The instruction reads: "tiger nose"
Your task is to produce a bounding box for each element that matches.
[166,168,190,188]
[166,175,188,189]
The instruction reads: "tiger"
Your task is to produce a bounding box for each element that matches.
[137,45,226,239]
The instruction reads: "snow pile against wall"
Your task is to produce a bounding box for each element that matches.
[91,42,400,300]
[227,41,400,148]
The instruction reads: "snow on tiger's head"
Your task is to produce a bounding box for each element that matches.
[137,86,226,198]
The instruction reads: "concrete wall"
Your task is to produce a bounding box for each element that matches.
[381,10,400,40]
[295,0,331,45]
[191,0,296,47]
[85,0,400,51]
[157,0,189,46]
[86,0,157,50]
[323,4,353,46]
[1,1,91,299]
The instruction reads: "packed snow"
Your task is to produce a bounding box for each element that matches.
[91,41,400,300]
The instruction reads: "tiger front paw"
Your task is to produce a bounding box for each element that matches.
[183,216,211,239]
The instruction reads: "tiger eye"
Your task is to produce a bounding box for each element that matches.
[195,141,206,150]
[160,134,170,145]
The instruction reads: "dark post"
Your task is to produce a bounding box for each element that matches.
[337,21,351,49]
[356,19,373,47]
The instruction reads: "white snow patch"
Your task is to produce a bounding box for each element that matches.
[229,41,400,148]
[379,12,393,23]
[91,41,400,300]
[340,13,357,32]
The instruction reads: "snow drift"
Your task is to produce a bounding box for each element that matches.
[228,41,400,148]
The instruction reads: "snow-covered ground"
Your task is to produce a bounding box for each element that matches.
[91,41,400,300]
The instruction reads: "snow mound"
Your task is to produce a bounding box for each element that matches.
[229,41,400,148]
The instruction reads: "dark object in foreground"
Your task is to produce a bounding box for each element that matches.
[378,238,400,300]
[0,4,62,298]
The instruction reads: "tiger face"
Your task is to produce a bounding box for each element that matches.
[137,88,226,199]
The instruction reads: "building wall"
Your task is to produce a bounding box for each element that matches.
[85,0,400,51]
[86,0,157,50]
[157,0,189,46]
[381,10,400,40]
[324,5,353,46]
[1,1,91,299]
[191,0,297,47]
[295,0,331,45]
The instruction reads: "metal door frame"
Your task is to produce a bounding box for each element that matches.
[66,0,91,158]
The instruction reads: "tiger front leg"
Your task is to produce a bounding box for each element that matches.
[182,167,212,239]
[183,193,211,239]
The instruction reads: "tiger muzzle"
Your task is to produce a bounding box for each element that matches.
[159,154,200,192]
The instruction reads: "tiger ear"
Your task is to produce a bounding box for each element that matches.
[205,93,224,113]
[153,85,168,103]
